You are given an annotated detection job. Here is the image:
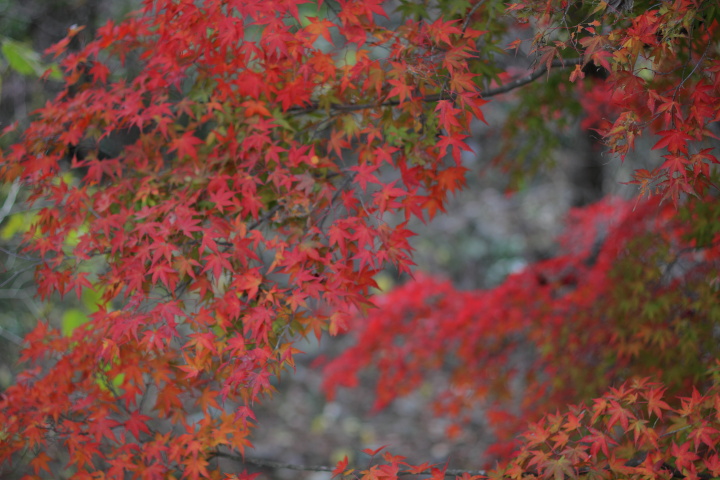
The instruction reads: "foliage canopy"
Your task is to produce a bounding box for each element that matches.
[1,0,720,478]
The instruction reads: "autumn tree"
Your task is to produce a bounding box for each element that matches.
[0,0,719,479]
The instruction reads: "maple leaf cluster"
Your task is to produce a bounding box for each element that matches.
[497,0,720,202]
[0,0,718,479]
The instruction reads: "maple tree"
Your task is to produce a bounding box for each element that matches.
[0,0,719,479]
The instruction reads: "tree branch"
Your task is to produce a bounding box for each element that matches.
[212,448,714,480]
[290,58,583,115]
[462,0,489,34]
[481,58,583,97]
[211,451,487,477]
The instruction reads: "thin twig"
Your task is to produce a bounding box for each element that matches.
[318,171,357,230]
[462,0,488,34]
[0,246,42,262]
[0,325,24,346]
[248,204,282,231]
[0,262,43,289]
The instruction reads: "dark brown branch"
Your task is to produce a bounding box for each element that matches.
[318,171,357,230]
[211,451,486,477]
[248,204,282,231]
[462,0,489,34]
[213,452,334,474]
[212,449,715,480]
[481,58,583,97]
[289,58,583,116]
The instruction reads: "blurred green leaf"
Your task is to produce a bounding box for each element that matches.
[61,309,89,337]
[1,213,25,240]
[46,63,63,81]
[1,38,63,80]
[2,39,42,76]
[82,287,103,314]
